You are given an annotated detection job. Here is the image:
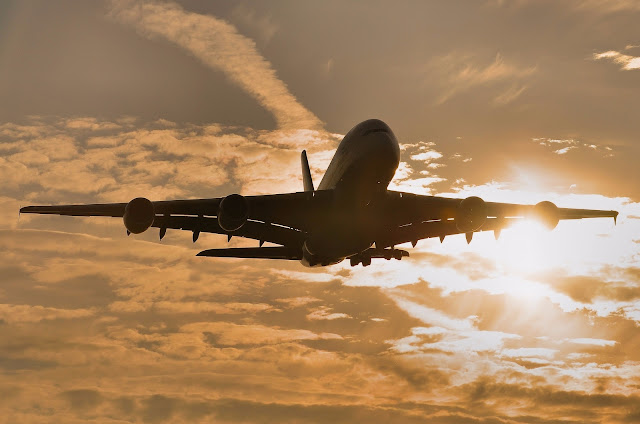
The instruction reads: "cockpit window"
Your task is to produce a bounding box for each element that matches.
[363,128,389,136]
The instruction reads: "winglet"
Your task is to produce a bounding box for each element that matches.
[301,150,314,192]
[614,211,618,225]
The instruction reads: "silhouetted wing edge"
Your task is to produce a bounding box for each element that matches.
[386,192,618,224]
[486,202,618,220]
[152,216,304,247]
[18,198,221,217]
[378,205,618,248]
[19,203,128,217]
[556,208,618,220]
[19,191,330,231]
[197,247,302,260]
[377,217,519,248]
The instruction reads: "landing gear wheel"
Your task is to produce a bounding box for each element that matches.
[362,257,371,267]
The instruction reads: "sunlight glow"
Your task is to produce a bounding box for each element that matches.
[494,220,551,274]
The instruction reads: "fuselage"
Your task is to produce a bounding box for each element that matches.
[301,119,400,266]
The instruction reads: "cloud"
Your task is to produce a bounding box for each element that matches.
[566,337,617,346]
[276,296,322,308]
[550,274,640,303]
[3,117,339,204]
[0,304,94,323]
[108,0,322,130]
[409,151,443,162]
[306,306,351,321]
[490,0,640,14]
[594,50,640,70]
[492,83,528,105]
[554,146,577,155]
[427,52,535,104]
[576,0,640,13]
[230,4,279,44]
[389,142,446,194]
[181,322,342,346]
[463,378,640,422]
[65,117,121,131]
[153,301,275,314]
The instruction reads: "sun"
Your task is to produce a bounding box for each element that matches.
[494,220,553,274]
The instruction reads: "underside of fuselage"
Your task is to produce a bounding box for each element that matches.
[300,119,401,267]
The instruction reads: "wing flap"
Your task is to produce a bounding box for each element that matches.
[152,215,304,247]
[377,217,520,248]
[20,203,127,217]
[197,247,302,260]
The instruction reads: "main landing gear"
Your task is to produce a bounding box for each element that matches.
[348,248,409,267]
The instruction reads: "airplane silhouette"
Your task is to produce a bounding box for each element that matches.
[20,119,618,267]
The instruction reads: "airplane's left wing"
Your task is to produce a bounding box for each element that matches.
[18,198,220,217]
[19,192,331,247]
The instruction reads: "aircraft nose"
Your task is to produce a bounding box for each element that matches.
[359,118,392,134]
[368,124,399,156]
[365,126,400,170]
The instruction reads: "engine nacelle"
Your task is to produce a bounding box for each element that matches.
[218,194,249,232]
[455,196,487,233]
[123,197,154,234]
[532,201,559,230]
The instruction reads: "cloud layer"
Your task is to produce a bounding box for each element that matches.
[2,116,639,423]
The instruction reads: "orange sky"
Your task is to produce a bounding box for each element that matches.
[1,1,639,423]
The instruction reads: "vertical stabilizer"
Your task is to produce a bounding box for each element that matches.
[301,150,314,192]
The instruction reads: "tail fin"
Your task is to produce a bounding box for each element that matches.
[301,150,314,192]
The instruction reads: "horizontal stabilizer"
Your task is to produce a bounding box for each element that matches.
[197,246,302,260]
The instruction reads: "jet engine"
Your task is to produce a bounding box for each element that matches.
[218,194,249,231]
[455,196,487,232]
[123,197,155,234]
[532,201,559,230]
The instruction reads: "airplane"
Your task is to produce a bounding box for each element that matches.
[20,119,618,267]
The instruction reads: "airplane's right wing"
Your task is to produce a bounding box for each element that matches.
[374,190,618,248]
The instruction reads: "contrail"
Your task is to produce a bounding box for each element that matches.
[109,0,323,130]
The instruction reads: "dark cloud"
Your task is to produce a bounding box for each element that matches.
[551,274,640,303]
[464,378,640,422]
[61,389,103,412]
[141,394,179,423]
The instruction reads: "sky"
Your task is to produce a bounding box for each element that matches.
[1,0,639,423]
